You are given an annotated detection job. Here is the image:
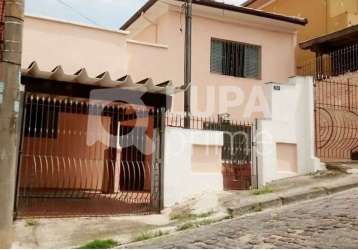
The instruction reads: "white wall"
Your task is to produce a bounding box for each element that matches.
[163,127,223,207]
[257,76,323,186]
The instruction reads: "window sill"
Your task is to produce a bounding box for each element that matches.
[209,71,262,81]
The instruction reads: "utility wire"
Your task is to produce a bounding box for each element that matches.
[56,0,101,26]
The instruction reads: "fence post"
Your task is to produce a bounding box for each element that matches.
[158,107,166,210]
[253,119,259,189]
[151,108,166,211]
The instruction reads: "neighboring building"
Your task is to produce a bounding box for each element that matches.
[298,25,358,162]
[299,24,358,77]
[242,0,358,69]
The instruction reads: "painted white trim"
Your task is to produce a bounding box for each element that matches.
[126,39,169,49]
[163,128,224,207]
[257,77,322,186]
[25,14,130,36]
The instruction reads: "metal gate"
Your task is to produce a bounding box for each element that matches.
[221,121,257,190]
[166,113,257,190]
[15,93,164,218]
[315,78,358,161]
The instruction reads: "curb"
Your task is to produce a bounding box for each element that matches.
[280,187,328,206]
[228,179,358,217]
[324,181,358,194]
[120,178,358,248]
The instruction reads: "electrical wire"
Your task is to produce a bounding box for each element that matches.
[55,0,101,26]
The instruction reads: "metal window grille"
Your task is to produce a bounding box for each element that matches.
[210,38,261,79]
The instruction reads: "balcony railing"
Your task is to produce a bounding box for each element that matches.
[297,43,358,79]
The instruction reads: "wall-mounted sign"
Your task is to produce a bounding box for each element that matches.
[273,85,281,91]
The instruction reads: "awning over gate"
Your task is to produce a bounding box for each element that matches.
[21,61,181,95]
[21,61,181,109]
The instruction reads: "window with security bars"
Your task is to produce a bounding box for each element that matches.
[210,38,261,79]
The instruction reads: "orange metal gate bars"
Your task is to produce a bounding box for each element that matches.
[15,93,165,218]
[315,78,358,161]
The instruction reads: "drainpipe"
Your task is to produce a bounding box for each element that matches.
[183,0,192,128]
[0,0,24,248]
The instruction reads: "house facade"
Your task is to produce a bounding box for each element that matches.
[121,0,306,120]
[17,0,318,217]
[23,1,306,121]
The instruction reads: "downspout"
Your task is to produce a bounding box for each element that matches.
[183,0,192,128]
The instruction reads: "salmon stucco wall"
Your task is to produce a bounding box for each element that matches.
[23,15,129,77]
[23,12,297,122]
[130,10,297,121]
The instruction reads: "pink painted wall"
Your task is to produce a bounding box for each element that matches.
[130,10,297,120]
[23,11,297,121]
[23,15,129,77]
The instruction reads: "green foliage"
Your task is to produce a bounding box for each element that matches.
[197,219,215,226]
[176,222,196,231]
[78,239,118,249]
[252,186,274,195]
[169,210,214,221]
[133,230,168,242]
[176,218,218,231]
[25,220,39,227]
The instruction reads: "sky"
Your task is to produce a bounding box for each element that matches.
[25,0,246,30]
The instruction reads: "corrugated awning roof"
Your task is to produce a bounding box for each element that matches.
[22,61,181,95]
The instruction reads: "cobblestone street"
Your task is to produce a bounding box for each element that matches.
[127,188,358,249]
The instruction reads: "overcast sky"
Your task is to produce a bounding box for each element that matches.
[25,0,246,30]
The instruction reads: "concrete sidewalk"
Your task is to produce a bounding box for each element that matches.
[13,170,358,249]
[221,170,358,217]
